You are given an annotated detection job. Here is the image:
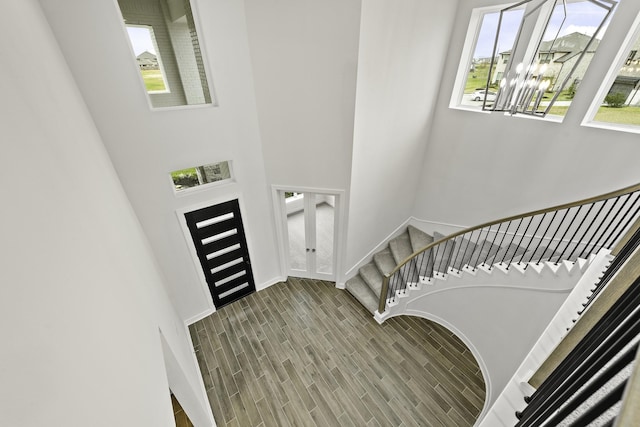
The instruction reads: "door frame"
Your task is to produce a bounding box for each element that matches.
[271,185,346,284]
[176,195,256,315]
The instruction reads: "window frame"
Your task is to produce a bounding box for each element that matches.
[125,24,171,95]
[170,161,235,196]
[582,11,640,134]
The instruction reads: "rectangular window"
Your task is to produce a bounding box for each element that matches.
[452,5,525,109]
[117,0,214,108]
[126,25,169,93]
[586,14,640,131]
[529,0,615,118]
[171,161,233,193]
[453,0,617,119]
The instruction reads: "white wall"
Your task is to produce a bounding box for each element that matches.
[414,0,640,228]
[243,0,361,192]
[401,285,570,417]
[346,0,459,269]
[38,0,281,320]
[0,2,211,425]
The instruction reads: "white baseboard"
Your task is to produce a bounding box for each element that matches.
[344,217,470,280]
[344,218,413,278]
[185,307,216,326]
[409,217,468,236]
[256,276,287,291]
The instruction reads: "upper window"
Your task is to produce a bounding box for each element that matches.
[126,25,170,93]
[453,5,525,109]
[453,0,617,119]
[586,14,640,130]
[171,161,233,193]
[117,0,214,108]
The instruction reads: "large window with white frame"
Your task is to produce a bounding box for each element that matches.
[116,0,214,109]
[452,0,618,119]
[451,4,525,109]
[585,12,640,131]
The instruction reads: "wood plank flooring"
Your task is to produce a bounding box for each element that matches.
[189,278,485,427]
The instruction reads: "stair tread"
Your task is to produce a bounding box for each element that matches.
[433,232,456,272]
[473,239,502,266]
[451,238,476,270]
[486,242,527,265]
[345,275,378,314]
[389,232,413,264]
[373,248,396,276]
[407,225,434,253]
[360,263,383,295]
[520,246,560,264]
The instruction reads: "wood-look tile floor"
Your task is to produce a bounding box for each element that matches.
[189,278,485,427]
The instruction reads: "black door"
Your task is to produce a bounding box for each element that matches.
[184,199,256,309]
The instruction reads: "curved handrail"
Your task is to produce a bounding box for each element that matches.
[379,181,640,314]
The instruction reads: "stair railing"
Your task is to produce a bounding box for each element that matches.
[513,228,640,426]
[378,182,640,314]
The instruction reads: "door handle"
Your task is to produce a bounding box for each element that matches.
[306,248,310,252]
[312,248,316,252]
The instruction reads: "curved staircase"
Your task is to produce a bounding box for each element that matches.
[345,225,432,313]
[345,224,577,314]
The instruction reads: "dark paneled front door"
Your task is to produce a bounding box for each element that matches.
[185,199,255,308]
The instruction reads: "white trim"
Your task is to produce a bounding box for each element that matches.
[409,217,468,234]
[125,24,172,94]
[256,276,287,292]
[112,0,218,110]
[171,161,236,197]
[383,311,493,427]
[175,193,258,314]
[271,185,346,283]
[344,217,412,278]
[159,329,217,427]
[582,10,640,132]
[149,102,216,112]
[185,307,216,326]
[450,5,492,110]
[176,205,216,314]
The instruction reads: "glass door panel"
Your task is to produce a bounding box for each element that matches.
[286,193,306,272]
[283,191,336,279]
[315,194,334,275]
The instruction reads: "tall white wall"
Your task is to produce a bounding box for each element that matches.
[414,0,640,228]
[39,0,281,320]
[0,2,211,425]
[346,0,459,269]
[243,0,361,191]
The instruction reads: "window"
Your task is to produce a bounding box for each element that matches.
[126,25,169,93]
[453,0,617,119]
[586,13,640,131]
[171,161,233,193]
[524,0,616,118]
[452,5,525,109]
[117,0,214,108]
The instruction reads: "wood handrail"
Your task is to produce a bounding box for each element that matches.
[378,181,640,314]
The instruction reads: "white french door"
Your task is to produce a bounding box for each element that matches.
[278,190,338,280]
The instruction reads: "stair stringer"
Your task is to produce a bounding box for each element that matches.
[374,254,607,425]
[476,249,613,427]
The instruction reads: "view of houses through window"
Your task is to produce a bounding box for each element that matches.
[591,30,640,127]
[460,7,525,108]
[117,0,213,108]
[126,25,169,93]
[457,0,625,120]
